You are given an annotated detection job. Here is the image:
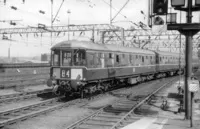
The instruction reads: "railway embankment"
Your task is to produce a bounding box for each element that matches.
[0,63,50,89]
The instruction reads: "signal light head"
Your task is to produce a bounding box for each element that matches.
[171,0,185,7]
[153,0,168,15]
[196,0,200,6]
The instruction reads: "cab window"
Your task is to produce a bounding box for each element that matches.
[73,49,86,66]
[62,51,71,66]
[52,50,60,66]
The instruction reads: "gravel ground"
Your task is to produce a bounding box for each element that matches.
[4,78,175,129]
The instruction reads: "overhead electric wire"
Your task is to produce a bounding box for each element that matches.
[52,0,65,23]
[111,0,130,22]
[100,0,147,30]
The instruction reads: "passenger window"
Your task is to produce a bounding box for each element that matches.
[87,52,95,68]
[116,55,120,63]
[122,54,125,58]
[109,53,112,58]
[142,56,144,63]
[94,53,102,68]
[129,55,132,64]
[105,53,114,67]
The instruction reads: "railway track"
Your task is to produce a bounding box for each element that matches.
[0,89,52,103]
[66,77,177,129]
[0,76,177,128]
[0,88,115,128]
[0,96,82,127]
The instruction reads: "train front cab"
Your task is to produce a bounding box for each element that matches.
[48,48,87,96]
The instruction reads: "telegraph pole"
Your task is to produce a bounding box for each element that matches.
[110,0,112,25]
[51,0,53,45]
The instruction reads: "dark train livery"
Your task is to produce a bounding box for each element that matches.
[47,40,199,97]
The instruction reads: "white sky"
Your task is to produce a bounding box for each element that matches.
[0,0,199,57]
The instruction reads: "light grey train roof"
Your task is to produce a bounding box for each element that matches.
[52,40,155,55]
[155,51,180,57]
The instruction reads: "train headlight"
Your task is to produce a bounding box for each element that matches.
[52,80,56,85]
[47,79,53,87]
[53,73,57,78]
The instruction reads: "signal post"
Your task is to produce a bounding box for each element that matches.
[167,0,200,122]
[150,0,200,127]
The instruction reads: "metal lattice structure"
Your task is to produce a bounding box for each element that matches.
[0,24,122,34]
[102,28,200,53]
[0,24,199,54]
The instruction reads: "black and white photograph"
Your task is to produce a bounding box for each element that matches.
[0,0,200,129]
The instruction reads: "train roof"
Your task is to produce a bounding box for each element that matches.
[52,40,155,55]
[155,51,180,57]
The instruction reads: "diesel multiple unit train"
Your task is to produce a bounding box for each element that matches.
[47,40,199,97]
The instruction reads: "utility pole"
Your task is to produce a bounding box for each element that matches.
[179,10,182,96]
[110,0,112,25]
[67,9,71,41]
[51,0,53,45]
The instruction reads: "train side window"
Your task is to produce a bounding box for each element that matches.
[105,53,114,67]
[122,54,126,59]
[129,54,132,65]
[136,55,138,59]
[109,53,112,58]
[116,54,120,63]
[94,53,102,68]
[53,50,60,66]
[87,52,95,68]
[142,56,144,63]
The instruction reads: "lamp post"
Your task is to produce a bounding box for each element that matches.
[67,9,71,41]
[179,11,182,92]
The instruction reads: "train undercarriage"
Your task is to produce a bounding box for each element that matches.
[50,70,182,98]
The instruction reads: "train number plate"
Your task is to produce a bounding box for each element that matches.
[61,68,71,78]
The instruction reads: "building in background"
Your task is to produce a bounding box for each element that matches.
[41,53,50,62]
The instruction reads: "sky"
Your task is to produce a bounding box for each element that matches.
[0,0,200,57]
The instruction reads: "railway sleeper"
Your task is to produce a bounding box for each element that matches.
[80,122,112,128]
[91,117,120,122]
[83,120,114,126]
[98,114,124,119]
